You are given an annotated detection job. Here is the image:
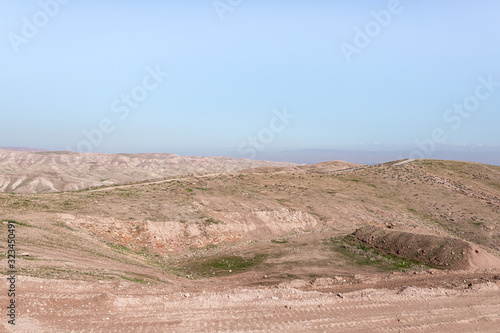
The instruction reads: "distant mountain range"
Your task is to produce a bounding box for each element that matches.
[0,147,48,152]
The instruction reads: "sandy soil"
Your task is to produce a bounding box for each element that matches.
[2,272,500,333]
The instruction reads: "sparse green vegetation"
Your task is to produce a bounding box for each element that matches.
[331,237,430,271]
[204,217,222,224]
[281,273,297,279]
[179,254,268,278]
[55,222,77,231]
[119,275,148,283]
[106,242,132,253]
[7,220,34,227]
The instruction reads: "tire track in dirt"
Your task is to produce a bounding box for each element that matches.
[23,282,497,333]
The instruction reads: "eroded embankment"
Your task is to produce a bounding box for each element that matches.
[345,226,500,270]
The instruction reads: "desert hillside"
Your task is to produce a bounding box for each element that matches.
[1,159,500,332]
[0,150,299,193]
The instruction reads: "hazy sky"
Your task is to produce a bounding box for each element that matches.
[1,0,499,157]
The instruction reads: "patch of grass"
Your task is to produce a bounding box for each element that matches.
[106,242,132,254]
[119,275,148,283]
[11,266,113,281]
[472,222,483,227]
[430,218,459,236]
[8,200,33,208]
[331,237,429,272]
[487,182,500,191]
[204,217,222,224]
[62,200,74,207]
[55,222,77,232]
[181,254,268,278]
[280,273,297,279]
[271,239,288,244]
[116,189,141,197]
[3,220,33,228]
[407,208,417,213]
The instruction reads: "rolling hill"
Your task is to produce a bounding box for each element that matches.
[1,158,499,332]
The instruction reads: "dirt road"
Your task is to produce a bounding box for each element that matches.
[3,275,500,333]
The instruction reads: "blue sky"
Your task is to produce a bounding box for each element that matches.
[1,0,499,158]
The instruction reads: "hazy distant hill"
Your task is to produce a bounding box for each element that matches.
[255,148,500,166]
[0,147,48,152]
[0,150,296,193]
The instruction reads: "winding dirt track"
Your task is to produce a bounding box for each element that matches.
[4,277,500,332]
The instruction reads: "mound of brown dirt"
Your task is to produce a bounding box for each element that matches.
[345,227,500,270]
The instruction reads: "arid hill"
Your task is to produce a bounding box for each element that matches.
[0,150,297,193]
[1,159,500,332]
